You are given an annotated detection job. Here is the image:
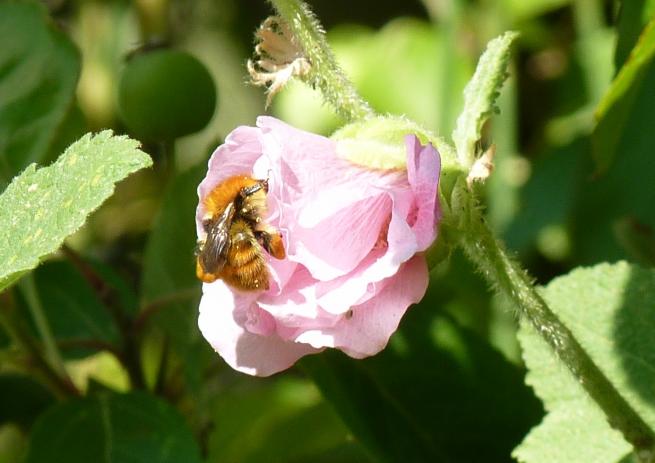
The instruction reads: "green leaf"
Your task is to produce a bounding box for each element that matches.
[500,0,570,21]
[140,164,204,389]
[141,164,203,303]
[0,2,80,184]
[514,262,655,462]
[302,275,542,463]
[0,131,151,293]
[88,258,140,317]
[504,138,584,255]
[0,374,54,428]
[207,377,369,463]
[593,18,655,173]
[24,392,202,463]
[615,0,655,70]
[613,217,655,266]
[30,260,120,359]
[452,31,518,167]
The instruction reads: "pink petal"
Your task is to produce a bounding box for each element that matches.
[295,255,428,356]
[315,249,386,315]
[315,188,418,314]
[290,193,392,280]
[257,116,411,280]
[196,126,263,236]
[196,119,441,375]
[405,135,441,251]
[259,266,323,324]
[198,282,321,377]
[266,256,298,297]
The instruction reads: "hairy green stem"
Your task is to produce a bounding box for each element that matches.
[268,0,374,121]
[461,206,655,456]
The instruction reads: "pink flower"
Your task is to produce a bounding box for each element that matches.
[196,116,441,376]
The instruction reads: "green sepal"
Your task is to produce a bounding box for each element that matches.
[331,115,455,168]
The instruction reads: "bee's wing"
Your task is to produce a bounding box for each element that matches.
[199,202,235,273]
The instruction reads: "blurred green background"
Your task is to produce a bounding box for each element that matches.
[1,0,654,461]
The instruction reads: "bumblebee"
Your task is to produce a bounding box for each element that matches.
[196,175,285,291]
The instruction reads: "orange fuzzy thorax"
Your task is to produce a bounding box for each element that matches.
[203,175,267,221]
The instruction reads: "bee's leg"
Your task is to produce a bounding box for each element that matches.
[239,179,268,198]
[254,227,285,260]
[237,180,269,221]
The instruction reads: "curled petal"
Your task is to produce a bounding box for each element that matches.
[405,135,441,251]
[198,282,321,376]
[295,255,429,356]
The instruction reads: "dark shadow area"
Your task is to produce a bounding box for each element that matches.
[301,252,544,463]
[614,263,655,412]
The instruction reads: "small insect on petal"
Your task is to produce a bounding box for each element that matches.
[196,175,286,291]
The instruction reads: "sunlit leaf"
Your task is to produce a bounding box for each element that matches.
[0,131,151,292]
[514,262,655,462]
[593,18,655,173]
[452,31,518,167]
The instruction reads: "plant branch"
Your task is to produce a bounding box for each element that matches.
[154,336,170,395]
[19,275,67,377]
[267,0,374,121]
[0,292,79,397]
[133,288,199,333]
[61,245,123,319]
[61,245,146,389]
[460,205,655,454]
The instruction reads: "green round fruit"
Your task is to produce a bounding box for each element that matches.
[118,49,217,141]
